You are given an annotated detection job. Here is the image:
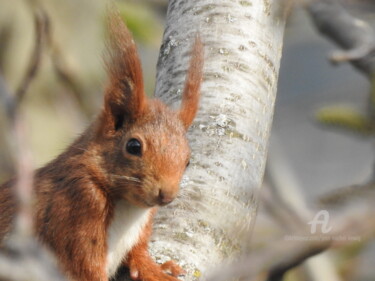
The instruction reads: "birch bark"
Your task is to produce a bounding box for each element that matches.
[149,0,288,279]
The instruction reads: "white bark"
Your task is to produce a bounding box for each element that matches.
[151,0,287,279]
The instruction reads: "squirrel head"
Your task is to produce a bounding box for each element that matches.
[92,11,203,208]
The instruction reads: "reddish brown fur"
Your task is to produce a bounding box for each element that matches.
[0,179,17,244]
[0,8,203,281]
[179,35,204,129]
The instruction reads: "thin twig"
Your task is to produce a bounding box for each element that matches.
[49,45,93,117]
[318,182,375,207]
[46,20,96,118]
[15,7,49,106]
[0,75,16,120]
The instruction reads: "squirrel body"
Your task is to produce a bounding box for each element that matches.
[0,9,203,281]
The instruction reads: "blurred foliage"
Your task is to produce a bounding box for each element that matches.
[116,1,163,46]
[316,105,374,136]
[316,74,375,137]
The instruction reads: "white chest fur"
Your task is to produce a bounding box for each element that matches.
[106,202,151,278]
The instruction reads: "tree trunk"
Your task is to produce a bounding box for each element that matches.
[150,0,288,279]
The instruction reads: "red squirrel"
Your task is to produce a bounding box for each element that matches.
[0,10,203,281]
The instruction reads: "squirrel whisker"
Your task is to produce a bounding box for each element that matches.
[111,174,142,183]
[71,146,90,152]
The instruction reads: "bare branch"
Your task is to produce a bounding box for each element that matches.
[0,4,67,280]
[49,45,92,117]
[0,235,66,281]
[0,71,66,280]
[305,0,375,76]
[319,182,375,207]
[15,7,49,106]
[207,200,375,281]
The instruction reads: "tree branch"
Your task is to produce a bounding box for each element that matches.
[305,0,375,77]
[14,6,49,107]
[207,198,375,281]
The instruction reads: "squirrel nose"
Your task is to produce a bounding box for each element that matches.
[158,189,174,205]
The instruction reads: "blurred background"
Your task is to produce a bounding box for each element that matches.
[0,0,374,280]
[0,0,167,179]
[256,1,375,281]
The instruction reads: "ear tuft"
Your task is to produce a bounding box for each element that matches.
[178,34,204,130]
[102,7,146,133]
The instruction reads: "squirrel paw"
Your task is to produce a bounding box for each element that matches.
[128,257,185,281]
[160,260,186,277]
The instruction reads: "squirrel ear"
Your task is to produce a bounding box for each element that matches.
[178,35,204,130]
[102,9,146,133]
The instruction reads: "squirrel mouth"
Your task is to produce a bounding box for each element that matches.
[158,201,172,207]
[138,198,173,208]
[132,194,156,208]
[143,200,156,208]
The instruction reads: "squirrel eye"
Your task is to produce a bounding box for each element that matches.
[126,138,142,156]
[186,160,190,168]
